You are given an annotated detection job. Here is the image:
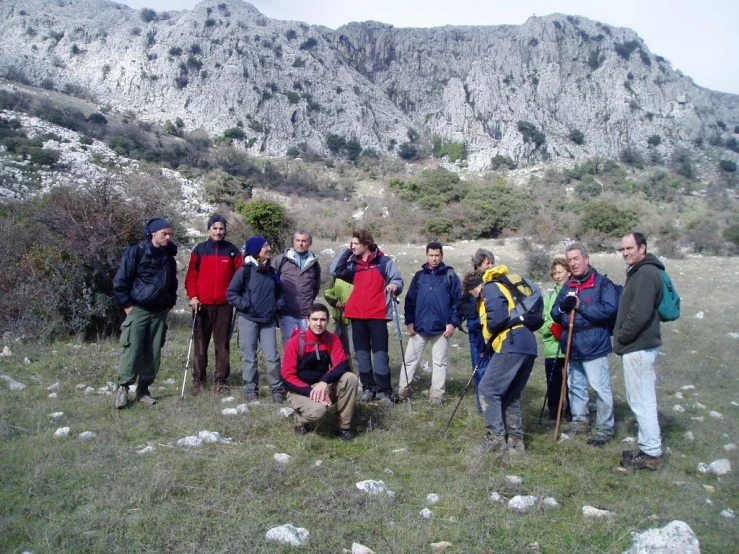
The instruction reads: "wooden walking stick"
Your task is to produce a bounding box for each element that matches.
[554,308,576,442]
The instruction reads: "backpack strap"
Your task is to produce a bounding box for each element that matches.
[298,331,333,360]
[240,264,252,296]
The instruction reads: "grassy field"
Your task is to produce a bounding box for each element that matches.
[1,239,737,553]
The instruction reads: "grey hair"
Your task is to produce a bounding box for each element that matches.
[471,248,494,270]
[293,229,313,241]
[565,241,589,258]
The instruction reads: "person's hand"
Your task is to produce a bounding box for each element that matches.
[124,306,133,315]
[443,324,455,338]
[189,297,201,312]
[561,295,578,312]
[310,382,332,406]
[386,284,398,296]
[407,323,416,336]
[336,300,344,309]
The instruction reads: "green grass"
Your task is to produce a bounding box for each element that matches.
[1,243,738,553]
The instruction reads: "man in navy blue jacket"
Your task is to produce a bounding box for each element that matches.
[551,241,618,446]
[396,242,461,406]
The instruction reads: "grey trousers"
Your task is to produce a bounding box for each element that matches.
[479,352,536,438]
[238,316,282,395]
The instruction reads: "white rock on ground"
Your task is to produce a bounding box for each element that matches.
[673,405,685,413]
[274,453,292,464]
[47,382,62,391]
[176,430,232,447]
[623,520,700,554]
[674,392,683,399]
[430,541,453,552]
[490,492,504,503]
[721,508,735,519]
[162,378,175,385]
[558,433,571,442]
[684,431,695,441]
[392,448,409,453]
[681,385,695,390]
[356,480,389,495]
[543,497,559,508]
[697,463,709,473]
[83,387,95,394]
[505,475,523,485]
[265,524,309,546]
[731,401,739,407]
[54,427,70,438]
[384,469,394,475]
[694,312,704,319]
[221,396,235,403]
[691,417,705,422]
[48,412,64,419]
[703,485,715,493]
[236,404,249,414]
[708,459,732,476]
[622,436,636,443]
[48,393,58,398]
[508,495,538,513]
[420,508,433,519]
[724,443,737,452]
[0,346,11,356]
[582,506,614,519]
[77,431,97,440]
[351,542,375,554]
[709,411,723,419]
[221,408,238,416]
[137,446,154,455]
[727,333,739,339]
[694,402,706,409]
[279,407,294,418]
[1,374,26,391]
[426,493,440,504]
[314,460,323,467]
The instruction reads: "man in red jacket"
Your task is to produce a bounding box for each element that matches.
[185,215,243,395]
[281,303,359,440]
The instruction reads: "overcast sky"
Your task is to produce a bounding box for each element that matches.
[120,0,738,95]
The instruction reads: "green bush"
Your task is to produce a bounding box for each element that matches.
[223,127,246,141]
[398,142,419,160]
[235,199,289,250]
[425,216,454,238]
[579,200,639,237]
[326,133,346,154]
[620,147,644,168]
[575,177,602,199]
[491,154,516,170]
[87,113,107,125]
[299,38,318,50]
[647,134,662,146]
[140,8,157,22]
[726,137,739,153]
[462,183,533,236]
[517,121,545,147]
[432,136,467,161]
[587,50,603,70]
[569,129,585,145]
[28,148,60,166]
[723,223,739,246]
[614,40,639,60]
[719,159,737,172]
[284,91,300,104]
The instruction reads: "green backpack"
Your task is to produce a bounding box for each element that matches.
[657,270,680,322]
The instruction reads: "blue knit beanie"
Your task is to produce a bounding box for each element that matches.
[145,216,171,236]
[245,236,268,258]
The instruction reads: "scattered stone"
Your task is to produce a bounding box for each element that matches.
[543,497,559,508]
[83,387,95,394]
[351,543,375,554]
[420,508,433,519]
[721,508,735,519]
[505,475,523,485]
[684,431,694,441]
[386,490,396,499]
[274,453,292,464]
[279,407,294,418]
[47,382,62,392]
[508,495,538,513]
[426,493,440,504]
[612,466,628,474]
[48,393,58,398]
[697,463,709,473]
[137,446,154,455]
[691,417,704,422]
[175,430,233,447]
[221,396,235,403]
[557,433,571,442]
[693,402,706,409]
[314,460,323,467]
[430,541,452,552]
[703,485,715,493]
[77,431,97,440]
[673,405,685,413]
[694,312,704,319]
[162,378,175,385]
[490,492,504,503]
[392,447,408,453]
[1,374,26,391]
[674,392,683,399]
[356,480,386,494]
[265,524,309,546]
[48,412,64,419]
[731,401,739,407]
[236,404,249,414]
[75,384,87,390]
[708,459,732,476]
[23,357,31,365]
[0,346,11,356]
[681,385,695,390]
[528,542,541,553]
[705,499,713,505]
[727,333,739,339]
[582,506,614,519]
[221,408,238,416]
[723,443,737,452]
[709,411,723,419]
[673,481,687,487]
[384,468,394,475]
[54,427,70,438]
[623,520,700,554]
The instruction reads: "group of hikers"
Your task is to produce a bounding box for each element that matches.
[111,214,673,470]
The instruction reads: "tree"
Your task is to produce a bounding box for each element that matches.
[517,121,545,147]
[325,133,345,155]
[235,199,288,250]
[579,200,639,237]
[569,129,585,145]
[398,142,419,160]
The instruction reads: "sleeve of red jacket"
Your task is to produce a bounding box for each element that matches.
[281,336,312,396]
[185,251,199,299]
[320,333,350,385]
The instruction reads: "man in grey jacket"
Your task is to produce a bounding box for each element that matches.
[272,230,321,346]
[613,232,665,471]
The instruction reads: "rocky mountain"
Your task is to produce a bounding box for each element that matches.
[1,0,738,170]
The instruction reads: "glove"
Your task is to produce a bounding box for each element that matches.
[561,295,577,312]
[550,323,564,341]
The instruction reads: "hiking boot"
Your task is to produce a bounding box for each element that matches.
[214,384,230,395]
[137,394,157,406]
[429,397,443,408]
[474,432,507,455]
[507,436,526,455]
[376,392,394,408]
[566,422,589,435]
[620,451,664,471]
[622,449,641,460]
[244,390,259,402]
[272,391,285,404]
[114,385,129,409]
[294,424,309,436]
[587,435,613,447]
[359,389,375,403]
[335,428,355,441]
[191,383,204,396]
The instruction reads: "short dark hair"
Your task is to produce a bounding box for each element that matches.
[630,231,647,250]
[207,214,227,230]
[308,302,330,317]
[352,229,376,251]
[426,241,443,253]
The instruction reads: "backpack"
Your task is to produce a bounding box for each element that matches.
[602,276,623,336]
[657,270,680,322]
[297,330,333,360]
[490,274,545,332]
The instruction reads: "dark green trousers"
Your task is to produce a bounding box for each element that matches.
[117,306,168,391]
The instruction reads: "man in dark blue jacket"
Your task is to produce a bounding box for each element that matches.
[551,241,618,446]
[113,217,178,409]
[396,242,461,406]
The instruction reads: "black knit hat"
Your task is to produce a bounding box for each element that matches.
[145,216,171,236]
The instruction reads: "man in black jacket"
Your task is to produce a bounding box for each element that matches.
[112,217,178,408]
[613,232,665,470]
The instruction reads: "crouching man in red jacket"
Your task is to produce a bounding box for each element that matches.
[281,303,359,440]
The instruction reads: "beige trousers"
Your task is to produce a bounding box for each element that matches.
[287,372,359,430]
[397,333,449,400]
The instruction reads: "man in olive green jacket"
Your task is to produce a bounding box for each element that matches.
[613,232,664,471]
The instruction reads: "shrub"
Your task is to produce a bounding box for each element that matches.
[398,142,419,160]
[87,113,107,125]
[285,29,297,40]
[579,200,639,237]
[345,139,362,162]
[235,199,289,250]
[432,137,467,161]
[726,137,739,153]
[639,49,651,66]
[588,50,603,70]
[169,46,182,56]
[325,133,346,154]
[140,8,157,22]
[522,242,551,281]
[41,78,55,90]
[517,121,545,147]
[569,129,585,145]
[620,147,644,168]
[28,147,60,166]
[686,218,722,254]
[284,91,300,104]
[723,223,739,246]
[186,56,202,71]
[614,40,639,60]
[203,168,253,207]
[462,183,533,236]
[292,56,305,68]
[204,18,216,27]
[425,216,454,239]
[223,127,246,141]
[491,154,516,170]
[299,38,318,50]
[675,161,694,179]
[189,43,201,55]
[647,134,662,146]
[575,177,602,199]
[719,159,737,172]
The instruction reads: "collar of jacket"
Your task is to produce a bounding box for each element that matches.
[423,261,448,274]
[482,264,510,282]
[568,267,596,291]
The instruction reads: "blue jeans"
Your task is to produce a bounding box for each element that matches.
[478,352,536,438]
[278,314,308,347]
[238,317,282,395]
[568,356,614,437]
[468,326,490,412]
[622,348,661,456]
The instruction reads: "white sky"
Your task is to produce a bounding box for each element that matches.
[120,0,739,95]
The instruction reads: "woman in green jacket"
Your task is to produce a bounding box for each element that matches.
[539,257,571,421]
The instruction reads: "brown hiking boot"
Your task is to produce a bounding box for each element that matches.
[507,436,526,455]
[136,394,158,406]
[191,383,204,396]
[114,385,129,409]
[620,451,663,471]
[474,431,507,455]
[214,384,230,395]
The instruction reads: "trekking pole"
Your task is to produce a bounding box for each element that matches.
[442,338,493,436]
[554,310,576,441]
[539,345,562,424]
[180,311,197,399]
[392,297,412,406]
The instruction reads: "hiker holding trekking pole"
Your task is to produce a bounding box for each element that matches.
[472,254,544,456]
